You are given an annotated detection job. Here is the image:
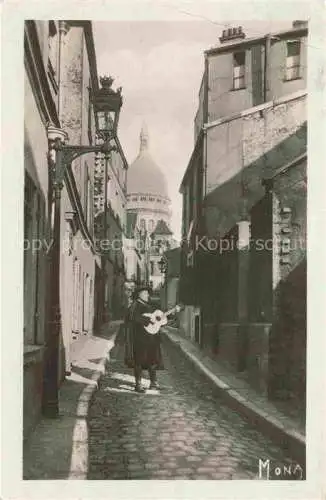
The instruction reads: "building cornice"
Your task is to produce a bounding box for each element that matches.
[127,193,171,203]
[24,21,60,127]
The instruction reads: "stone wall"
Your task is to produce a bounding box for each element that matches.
[268,157,307,403]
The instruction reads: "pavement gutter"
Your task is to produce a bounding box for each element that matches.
[163,327,306,467]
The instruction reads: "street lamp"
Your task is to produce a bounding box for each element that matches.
[95,76,122,140]
[43,76,122,418]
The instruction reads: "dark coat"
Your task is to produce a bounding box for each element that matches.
[124,299,164,370]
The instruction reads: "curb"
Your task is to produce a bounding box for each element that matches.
[68,323,122,479]
[163,329,306,468]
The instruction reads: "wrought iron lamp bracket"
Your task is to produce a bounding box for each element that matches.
[53,139,117,187]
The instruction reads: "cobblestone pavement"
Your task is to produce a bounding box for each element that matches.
[87,334,302,480]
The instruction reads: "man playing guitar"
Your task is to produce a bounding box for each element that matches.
[124,285,180,393]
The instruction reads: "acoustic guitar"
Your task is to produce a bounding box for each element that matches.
[143,304,182,335]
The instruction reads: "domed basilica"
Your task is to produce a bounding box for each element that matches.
[126,124,174,291]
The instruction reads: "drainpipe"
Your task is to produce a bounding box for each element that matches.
[264,34,271,102]
[104,155,109,321]
[202,53,209,204]
[203,54,209,124]
[202,129,208,199]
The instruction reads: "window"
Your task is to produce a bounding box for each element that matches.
[286,40,301,80]
[233,51,246,90]
[73,259,81,333]
[140,218,146,230]
[24,173,40,344]
[83,273,91,332]
[149,219,154,232]
[150,261,154,275]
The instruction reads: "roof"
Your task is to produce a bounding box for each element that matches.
[152,219,173,236]
[127,124,169,198]
[205,24,308,57]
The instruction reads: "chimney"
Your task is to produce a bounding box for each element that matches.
[219,26,246,44]
[292,20,308,29]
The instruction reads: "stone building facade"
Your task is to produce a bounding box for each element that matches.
[23,20,124,437]
[56,21,100,380]
[93,135,128,322]
[24,20,55,438]
[179,21,307,406]
[194,21,308,139]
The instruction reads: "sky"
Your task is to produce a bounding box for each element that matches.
[93,19,293,240]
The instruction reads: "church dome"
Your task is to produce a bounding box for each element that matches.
[127,124,169,199]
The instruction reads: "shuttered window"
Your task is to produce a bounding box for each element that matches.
[286,40,301,80]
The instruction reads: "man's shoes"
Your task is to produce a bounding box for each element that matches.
[135,384,146,393]
[149,382,160,390]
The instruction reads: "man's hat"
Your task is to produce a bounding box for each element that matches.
[136,284,151,295]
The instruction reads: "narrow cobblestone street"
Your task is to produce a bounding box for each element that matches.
[87,333,298,480]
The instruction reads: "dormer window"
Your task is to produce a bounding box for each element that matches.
[285,40,301,80]
[233,51,246,90]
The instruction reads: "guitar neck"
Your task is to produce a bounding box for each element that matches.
[164,306,178,317]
